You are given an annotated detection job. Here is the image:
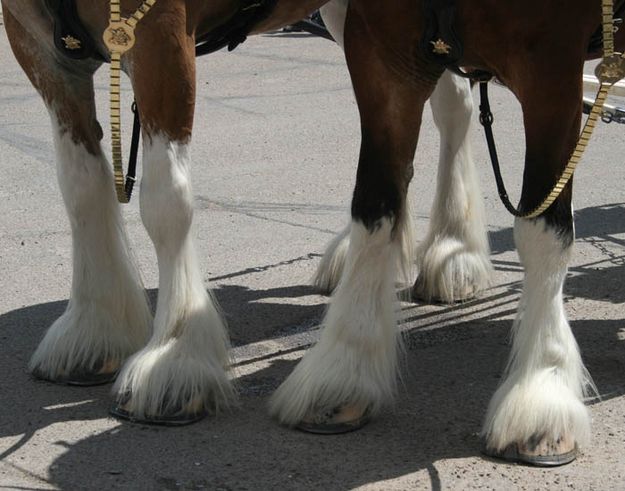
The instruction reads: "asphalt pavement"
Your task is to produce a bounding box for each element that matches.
[1,20,625,491]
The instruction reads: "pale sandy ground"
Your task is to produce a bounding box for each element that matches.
[1,18,625,491]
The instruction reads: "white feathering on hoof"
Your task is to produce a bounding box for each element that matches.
[112,291,235,417]
[112,136,234,418]
[482,218,594,452]
[30,118,151,380]
[271,219,400,425]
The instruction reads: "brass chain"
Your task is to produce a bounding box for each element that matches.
[104,0,157,203]
[523,0,622,218]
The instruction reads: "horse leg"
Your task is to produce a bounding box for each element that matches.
[314,0,369,294]
[111,14,234,423]
[313,0,416,294]
[482,65,592,465]
[315,5,489,300]
[414,71,492,303]
[271,10,442,430]
[3,6,151,384]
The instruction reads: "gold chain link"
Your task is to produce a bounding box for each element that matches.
[104,0,157,203]
[523,0,620,218]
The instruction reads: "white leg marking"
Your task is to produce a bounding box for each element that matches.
[30,116,152,379]
[271,218,400,424]
[113,136,234,417]
[415,71,492,303]
[483,218,593,451]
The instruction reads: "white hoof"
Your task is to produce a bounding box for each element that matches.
[484,433,578,467]
[414,236,492,303]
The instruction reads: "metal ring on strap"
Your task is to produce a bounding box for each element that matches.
[103,0,157,203]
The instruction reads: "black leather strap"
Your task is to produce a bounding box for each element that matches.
[124,102,141,201]
[478,82,525,217]
[288,19,334,42]
[195,0,279,56]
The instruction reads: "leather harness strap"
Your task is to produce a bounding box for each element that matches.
[45,0,105,61]
[45,0,277,60]
[195,0,279,56]
[420,0,463,67]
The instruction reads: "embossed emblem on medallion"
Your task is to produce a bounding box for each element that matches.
[109,27,132,47]
[431,38,452,55]
[595,54,625,85]
[104,21,136,54]
[62,35,82,50]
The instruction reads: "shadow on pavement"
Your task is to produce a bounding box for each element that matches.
[1,203,624,489]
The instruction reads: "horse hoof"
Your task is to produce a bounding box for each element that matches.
[412,276,476,304]
[109,395,208,426]
[296,405,371,434]
[32,361,119,386]
[483,434,577,467]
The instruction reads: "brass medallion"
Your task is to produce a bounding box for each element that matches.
[595,53,625,85]
[431,38,452,55]
[61,35,82,50]
[103,20,136,54]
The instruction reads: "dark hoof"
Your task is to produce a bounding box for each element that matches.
[412,277,476,304]
[482,435,578,467]
[110,395,208,426]
[296,406,371,435]
[32,364,118,387]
